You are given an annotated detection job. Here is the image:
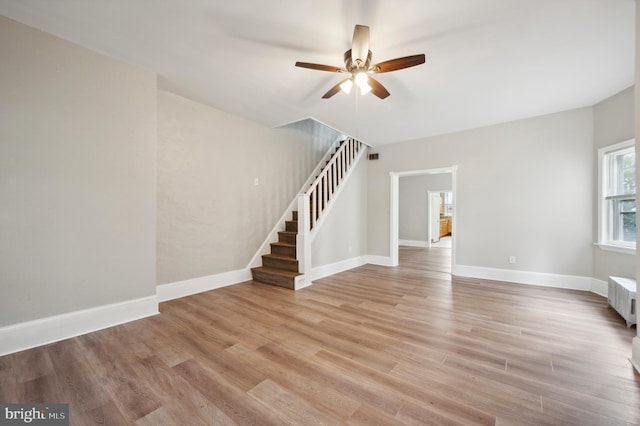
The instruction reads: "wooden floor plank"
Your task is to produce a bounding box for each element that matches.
[255,342,405,416]
[346,403,406,426]
[312,349,496,426]
[172,358,289,425]
[226,343,361,421]
[0,246,637,425]
[247,378,343,425]
[390,360,543,419]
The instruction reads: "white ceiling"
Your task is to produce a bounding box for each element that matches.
[0,0,635,146]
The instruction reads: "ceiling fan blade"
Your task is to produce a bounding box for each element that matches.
[295,62,346,73]
[351,25,370,66]
[322,78,351,99]
[371,54,426,73]
[367,76,390,99]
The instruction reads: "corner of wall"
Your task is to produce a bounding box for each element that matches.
[590,278,608,298]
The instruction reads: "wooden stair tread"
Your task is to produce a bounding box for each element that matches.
[271,242,295,248]
[252,267,301,277]
[263,253,297,261]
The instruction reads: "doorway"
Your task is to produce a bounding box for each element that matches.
[389,166,457,270]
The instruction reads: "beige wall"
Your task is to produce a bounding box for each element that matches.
[592,86,635,282]
[368,108,594,277]
[0,16,157,326]
[157,90,339,284]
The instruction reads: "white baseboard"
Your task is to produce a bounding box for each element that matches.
[0,296,158,356]
[311,256,368,281]
[591,279,608,298]
[399,239,429,248]
[366,255,394,267]
[453,264,593,292]
[157,268,251,302]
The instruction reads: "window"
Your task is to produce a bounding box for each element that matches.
[598,139,636,253]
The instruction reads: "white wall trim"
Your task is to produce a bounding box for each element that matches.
[597,139,636,249]
[294,275,313,291]
[367,255,395,267]
[453,264,593,292]
[390,166,457,270]
[157,268,251,302]
[390,173,400,266]
[399,239,429,248]
[0,296,158,356]
[311,256,368,281]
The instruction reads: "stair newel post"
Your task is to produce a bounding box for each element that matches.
[297,193,312,277]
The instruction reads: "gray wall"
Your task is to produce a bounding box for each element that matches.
[312,155,368,267]
[592,86,635,282]
[399,174,452,242]
[368,108,594,277]
[157,90,339,284]
[0,16,157,326]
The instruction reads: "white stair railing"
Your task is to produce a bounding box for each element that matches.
[296,138,366,280]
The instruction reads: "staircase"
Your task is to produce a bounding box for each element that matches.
[250,210,301,289]
[251,137,366,289]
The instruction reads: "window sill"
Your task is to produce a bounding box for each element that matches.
[595,243,636,255]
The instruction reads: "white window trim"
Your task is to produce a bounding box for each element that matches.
[597,138,636,255]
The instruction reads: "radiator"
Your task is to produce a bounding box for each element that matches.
[608,276,636,328]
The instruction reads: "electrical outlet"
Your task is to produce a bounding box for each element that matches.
[509,256,516,264]
[253,178,259,186]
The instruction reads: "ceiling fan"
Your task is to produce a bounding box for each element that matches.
[295,25,426,99]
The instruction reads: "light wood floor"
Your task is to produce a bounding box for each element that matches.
[1,247,638,425]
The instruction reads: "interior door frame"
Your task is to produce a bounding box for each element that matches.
[389,165,457,269]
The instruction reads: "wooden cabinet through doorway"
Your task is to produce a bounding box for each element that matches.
[439,218,450,237]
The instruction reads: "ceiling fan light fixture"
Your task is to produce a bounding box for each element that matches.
[354,71,371,95]
[354,71,368,86]
[359,82,372,95]
[340,79,354,94]
[295,25,425,100]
